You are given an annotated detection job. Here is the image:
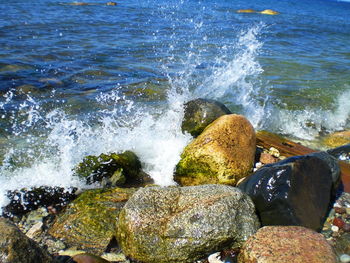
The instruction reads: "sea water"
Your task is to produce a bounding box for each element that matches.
[0,0,349,211]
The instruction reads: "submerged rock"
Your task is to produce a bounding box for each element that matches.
[181,98,231,137]
[175,114,256,186]
[238,226,336,263]
[2,186,77,217]
[0,218,52,263]
[236,9,257,13]
[73,151,150,187]
[259,9,279,15]
[116,184,260,263]
[238,152,340,231]
[323,131,350,148]
[48,187,135,254]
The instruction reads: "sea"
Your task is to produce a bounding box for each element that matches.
[0,0,349,211]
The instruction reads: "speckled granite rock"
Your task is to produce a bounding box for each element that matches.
[238,226,336,263]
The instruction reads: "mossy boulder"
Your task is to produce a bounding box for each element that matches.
[175,114,256,186]
[181,98,231,137]
[48,187,136,254]
[116,184,260,263]
[0,218,52,263]
[73,151,151,187]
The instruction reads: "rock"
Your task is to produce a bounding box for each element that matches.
[72,253,110,263]
[335,233,350,256]
[0,217,52,263]
[73,151,151,187]
[106,1,117,5]
[2,186,77,217]
[259,9,279,15]
[116,184,260,263]
[238,226,336,263]
[259,153,277,164]
[181,98,231,137]
[48,187,135,254]
[328,143,350,163]
[340,254,350,263]
[175,114,256,186]
[70,2,89,6]
[238,153,340,231]
[323,131,350,148]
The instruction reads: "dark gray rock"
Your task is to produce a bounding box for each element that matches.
[2,186,77,218]
[0,217,52,263]
[116,184,259,263]
[327,143,350,163]
[238,153,340,231]
[182,98,231,137]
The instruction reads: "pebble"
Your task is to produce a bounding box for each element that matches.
[340,254,350,263]
[208,252,223,263]
[332,225,339,232]
[333,217,345,229]
[268,147,280,158]
[336,207,347,214]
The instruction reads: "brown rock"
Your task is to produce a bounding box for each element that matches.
[259,153,277,164]
[0,218,52,263]
[175,114,256,186]
[238,226,336,263]
[73,253,110,263]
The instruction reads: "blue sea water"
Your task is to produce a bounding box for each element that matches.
[0,0,349,209]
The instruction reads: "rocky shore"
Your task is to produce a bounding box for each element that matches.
[1,98,350,263]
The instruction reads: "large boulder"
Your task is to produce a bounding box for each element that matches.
[181,98,231,137]
[175,114,256,186]
[0,218,52,263]
[73,151,151,187]
[48,187,136,254]
[116,184,260,263]
[238,152,340,231]
[238,226,336,263]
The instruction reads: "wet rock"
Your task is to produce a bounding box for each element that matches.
[175,114,256,186]
[181,98,231,137]
[238,153,340,231]
[259,153,277,164]
[0,217,52,263]
[49,187,135,254]
[116,184,260,263]
[106,1,117,5]
[73,253,110,263]
[2,186,77,217]
[327,143,350,163]
[236,9,257,13]
[238,226,336,263]
[335,233,350,256]
[73,151,151,187]
[323,131,350,148]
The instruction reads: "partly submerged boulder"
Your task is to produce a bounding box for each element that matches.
[181,98,231,137]
[0,218,52,263]
[327,143,350,163]
[73,151,151,187]
[238,226,336,263]
[48,187,135,254]
[323,131,350,148]
[238,152,340,231]
[2,186,77,218]
[116,184,260,263]
[175,114,256,186]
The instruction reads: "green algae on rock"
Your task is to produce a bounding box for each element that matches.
[48,187,136,254]
[73,151,145,187]
[181,98,232,137]
[175,114,256,186]
[116,184,260,263]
